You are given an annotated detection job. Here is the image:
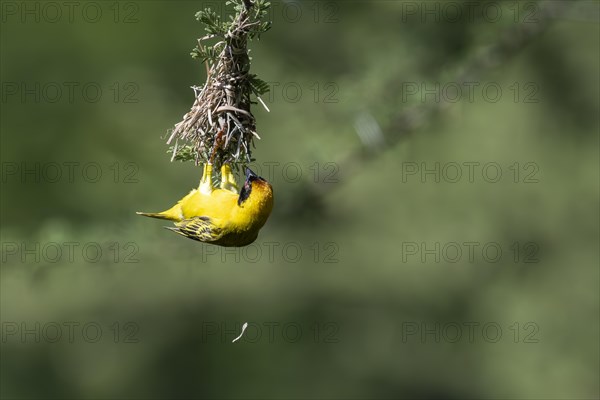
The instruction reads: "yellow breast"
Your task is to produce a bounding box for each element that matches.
[180,189,239,222]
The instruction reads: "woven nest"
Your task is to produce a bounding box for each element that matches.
[167,1,269,171]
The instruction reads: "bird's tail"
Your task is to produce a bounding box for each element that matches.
[136,210,179,221]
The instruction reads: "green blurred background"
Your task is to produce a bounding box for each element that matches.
[1,0,599,398]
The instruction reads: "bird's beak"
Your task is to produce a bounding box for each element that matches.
[245,167,259,181]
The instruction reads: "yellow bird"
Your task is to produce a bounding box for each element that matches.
[137,164,273,247]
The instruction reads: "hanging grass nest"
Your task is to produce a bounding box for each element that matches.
[167,0,271,176]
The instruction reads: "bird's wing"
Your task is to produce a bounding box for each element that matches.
[165,216,224,243]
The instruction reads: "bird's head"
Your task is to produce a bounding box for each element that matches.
[238,167,273,206]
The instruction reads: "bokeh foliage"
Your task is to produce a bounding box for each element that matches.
[1,1,599,399]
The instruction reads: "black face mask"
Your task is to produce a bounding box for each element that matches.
[238,167,260,206]
[238,181,252,206]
